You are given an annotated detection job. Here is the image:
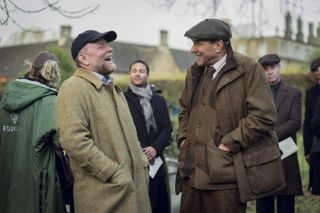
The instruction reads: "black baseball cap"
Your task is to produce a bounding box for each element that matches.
[71,30,117,60]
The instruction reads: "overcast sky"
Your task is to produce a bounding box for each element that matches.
[0,0,319,50]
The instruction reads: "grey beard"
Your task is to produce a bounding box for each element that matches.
[99,63,117,76]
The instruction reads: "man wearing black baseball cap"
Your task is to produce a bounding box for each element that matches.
[176,19,285,213]
[71,30,117,77]
[56,30,151,213]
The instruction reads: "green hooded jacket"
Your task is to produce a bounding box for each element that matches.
[0,79,65,213]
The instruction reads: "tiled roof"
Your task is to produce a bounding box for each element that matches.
[0,39,194,78]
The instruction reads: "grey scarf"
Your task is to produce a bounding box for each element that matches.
[129,83,158,133]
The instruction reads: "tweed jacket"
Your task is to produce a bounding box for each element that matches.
[56,68,151,213]
[176,48,285,202]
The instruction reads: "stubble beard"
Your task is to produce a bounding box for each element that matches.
[99,62,117,76]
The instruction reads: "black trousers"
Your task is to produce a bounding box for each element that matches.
[256,195,295,213]
[149,174,170,213]
[180,181,246,213]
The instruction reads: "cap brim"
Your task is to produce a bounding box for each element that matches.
[90,31,117,43]
[261,62,279,66]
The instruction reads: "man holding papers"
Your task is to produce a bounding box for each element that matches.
[125,60,172,213]
[256,54,303,213]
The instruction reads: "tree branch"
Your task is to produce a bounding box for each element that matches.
[0,0,100,27]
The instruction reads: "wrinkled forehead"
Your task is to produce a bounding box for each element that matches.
[81,39,108,52]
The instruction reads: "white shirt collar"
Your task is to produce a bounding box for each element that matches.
[92,72,104,81]
[211,54,227,79]
[92,72,113,84]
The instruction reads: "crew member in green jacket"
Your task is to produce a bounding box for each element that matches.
[0,51,66,213]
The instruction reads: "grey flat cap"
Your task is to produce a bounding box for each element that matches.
[258,54,281,66]
[184,19,232,41]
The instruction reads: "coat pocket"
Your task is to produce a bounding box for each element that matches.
[207,144,237,183]
[242,146,285,194]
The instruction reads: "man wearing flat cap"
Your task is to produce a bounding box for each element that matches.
[256,54,303,213]
[176,19,285,213]
[56,30,151,213]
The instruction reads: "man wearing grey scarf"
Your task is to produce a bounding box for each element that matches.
[125,60,172,213]
[129,83,158,134]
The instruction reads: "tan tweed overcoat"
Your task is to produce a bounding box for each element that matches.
[56,68,151,213]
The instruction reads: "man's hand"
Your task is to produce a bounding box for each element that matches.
[143,146,157,161]
[218,143,231,152]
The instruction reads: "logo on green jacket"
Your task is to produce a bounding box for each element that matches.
[11,113,18,124]
[2,113,19,133]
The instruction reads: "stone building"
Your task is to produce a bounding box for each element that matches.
[232,12,320,67]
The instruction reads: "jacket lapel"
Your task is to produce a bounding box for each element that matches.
[274,81,287,111]
[215,47,240,93]
[126,89,145,118]
[74,68,104,90]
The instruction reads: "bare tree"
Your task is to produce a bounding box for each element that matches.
[147,0,267,37]
[147,0,320,38]
[0,0,99,31]
[148,0,222,17]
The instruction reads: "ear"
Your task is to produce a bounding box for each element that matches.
[215,40,224,53]
[78,54,89,66]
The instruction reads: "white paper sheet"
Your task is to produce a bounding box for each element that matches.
[279,137,298,160]
[149,156,163,179]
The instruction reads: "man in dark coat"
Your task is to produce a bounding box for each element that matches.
[176,19,285,213]
[256,54,303,213]
[124,60,172,213]
[303,57,320,195]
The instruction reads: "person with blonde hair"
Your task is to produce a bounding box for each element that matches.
[0,51,66,213]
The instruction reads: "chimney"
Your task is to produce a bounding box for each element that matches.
[314,23,320,46]
[58,25,72,46]
[60,25,71,39]
[296,16,304,43]
[308,22,315,44]
[160,30,168,47]
[284,12,292,40]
